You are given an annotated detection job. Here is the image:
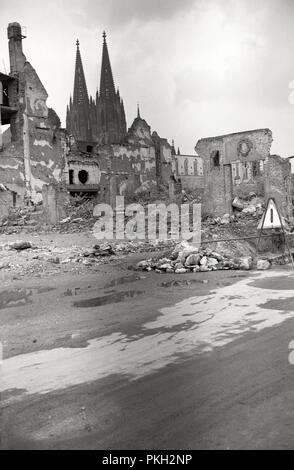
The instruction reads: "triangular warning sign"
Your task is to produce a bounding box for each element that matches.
[257,198,284,230]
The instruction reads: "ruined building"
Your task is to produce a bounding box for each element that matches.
[175,151,204,191]
[0,22,66,216]
[3,23,289,224]
[0,24,183,213]
[196,129,292,218]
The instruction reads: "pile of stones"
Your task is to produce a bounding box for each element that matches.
[135,240,270,273]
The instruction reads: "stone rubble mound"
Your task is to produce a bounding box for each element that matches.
[135,240,271,273]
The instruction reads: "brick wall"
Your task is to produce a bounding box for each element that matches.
[195,129,276,217]
[264,155,292,218]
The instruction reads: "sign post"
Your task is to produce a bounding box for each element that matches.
[256,197,294,267]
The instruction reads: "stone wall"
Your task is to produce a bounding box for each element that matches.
[67,160,101,186]
[195,128,278,217]
[264,155,292,218]
[176,154,203,176]
[0,23,65,207]
[0,187,17,218]
[178,175,205,191]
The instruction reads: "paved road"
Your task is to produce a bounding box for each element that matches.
[1,259,294,449]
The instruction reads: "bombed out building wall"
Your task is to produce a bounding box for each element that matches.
[175,153,204,191]
[65,109,177,201]
[0,22,65,212]
[195,128,292,218]
[264,154,292,218]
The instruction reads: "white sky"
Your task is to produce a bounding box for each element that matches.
[1,0,294,157]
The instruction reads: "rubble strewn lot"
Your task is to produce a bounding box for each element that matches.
[0,193,292,284]
[0,232,176,286]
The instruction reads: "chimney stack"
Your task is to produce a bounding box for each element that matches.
[7,22,26,74]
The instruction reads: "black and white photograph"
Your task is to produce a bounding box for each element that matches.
[1,0,294,454]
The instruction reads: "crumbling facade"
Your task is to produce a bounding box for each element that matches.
[175,153,204,191]
[65,107,173,199]
[264,154,292,219]
[1,23,291,225]
[0,22,66,206]
[196,129,292,218]
[0,23,179,213]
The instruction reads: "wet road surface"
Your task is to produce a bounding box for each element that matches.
[1,259,294,449]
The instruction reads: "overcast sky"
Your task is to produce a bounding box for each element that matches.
[1,0,294,157]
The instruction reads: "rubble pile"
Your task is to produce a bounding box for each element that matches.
[135,240,271,274]
[0,206,47,234]
[231,192,264,217]
[57,197,96,233]
[0,197,98,235]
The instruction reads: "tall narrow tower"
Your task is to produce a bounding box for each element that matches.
[95,32,127,145]
[66,40,92,142]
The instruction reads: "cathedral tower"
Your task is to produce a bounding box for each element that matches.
[66,40,92,143]
[95,32,127,145]
[66,33,127,146]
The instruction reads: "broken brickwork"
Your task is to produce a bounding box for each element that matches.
[65,111,165,200]
[195,128,292,218]
[0,22,66,206]
[264,154,292,218]
[175,153,204,191]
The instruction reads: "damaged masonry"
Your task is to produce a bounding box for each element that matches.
[0,23,292,234]
[2,4,294,452]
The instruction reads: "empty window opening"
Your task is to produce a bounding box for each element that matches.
[193,160,198,175]
[78,169,89,184]
[87,145,93,153]
[1,83,9,107]
[69,169,74,185]
[12,191,17,207]
[213,151,220,167]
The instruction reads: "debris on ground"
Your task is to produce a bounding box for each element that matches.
[256,259,271,270]
[134,239,277,274]
[9,240,33,251]
[0,191,292,282]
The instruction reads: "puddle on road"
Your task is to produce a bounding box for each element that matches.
[64,286,92,296]
[34,287,56,294]
[0,289,33,310]
[226,274,248,279]
[0,286,56,310]
[249,275,294,291]
[73,290,144,308]
[63,275,145,298]
[161,279,209,288]
[104,274,144,288]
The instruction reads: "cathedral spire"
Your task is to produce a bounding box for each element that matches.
[171,139,176,156]
[99,31,116,98]
[66,39,92,142]
[73,39,89,106]
[137,102,141,118]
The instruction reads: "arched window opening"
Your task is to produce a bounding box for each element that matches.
[78,169,89,184]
